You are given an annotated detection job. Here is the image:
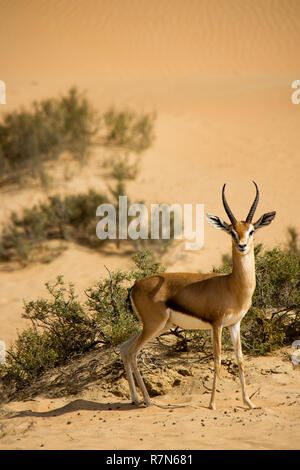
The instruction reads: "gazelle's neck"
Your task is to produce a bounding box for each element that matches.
[231,243,256,295]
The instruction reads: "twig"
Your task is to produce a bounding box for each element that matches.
[249,387,261,400]
[271,306,295,320]
[104,264,120,319]
[197,353,213,363]
[159,327,184,338]
[202,380,212,392]
[151,401,189,409]
[139,350,157,370]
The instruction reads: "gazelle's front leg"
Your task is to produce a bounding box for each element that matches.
[229,321,255,409]
[209,324,222,410]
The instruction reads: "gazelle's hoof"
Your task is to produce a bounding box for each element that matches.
[244,398,256,409]
[131,398,142,405]
[143,400,153,407]
[209,402,216,411]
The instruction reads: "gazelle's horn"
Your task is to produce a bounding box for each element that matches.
[246,181,259,223]
[222,184,237,225]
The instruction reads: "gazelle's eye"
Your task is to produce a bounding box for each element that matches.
[249,230,254,236]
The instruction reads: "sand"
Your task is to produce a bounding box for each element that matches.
[0,0,299,450]
[0,346,299,450]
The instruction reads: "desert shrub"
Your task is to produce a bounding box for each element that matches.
[85,268,139,346]
[0,184,174,264]
[104,152,140,181]
[0,190,108,263]
[253,246,299,311]
[0,88,99,184]
[0,88,156,189]
[3,329,59,382]
[1,276,100,385]
[0,170,175,264]
[286,226,300,257]
[242,245,300,353]
[0,250,163,391]
[85,249,162,345]
[214,241,300,354]
[103,107,156,153]
[58,87,99,162]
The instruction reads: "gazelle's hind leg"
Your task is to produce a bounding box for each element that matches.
[120,318,172,406]
[130,321,173,406]
[120,333,141,404]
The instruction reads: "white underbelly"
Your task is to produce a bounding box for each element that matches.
[167,308,212,330]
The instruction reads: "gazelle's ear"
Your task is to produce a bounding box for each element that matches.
[253,211,276,230]
[206,214,230,232]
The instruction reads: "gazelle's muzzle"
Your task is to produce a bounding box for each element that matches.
[237,243,248,253]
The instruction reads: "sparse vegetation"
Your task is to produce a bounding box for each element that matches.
[242,245,300,354]
[0,88,99,185]
[1,235,299,400]
[0,190,108,264]
[85,250,162,346]
[0,88,156,187]
[213,230,300,354]
[0,87,298,397]
[0,250,162,395]
[4,276,99,383]
[103,107,156,153]
[0,183,174,265]
[0,87,163,264]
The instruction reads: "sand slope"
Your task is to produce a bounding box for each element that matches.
[0,346,299,450]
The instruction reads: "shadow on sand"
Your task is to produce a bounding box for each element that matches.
[9,398,144,419]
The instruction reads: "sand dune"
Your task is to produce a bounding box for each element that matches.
[0,0,299,450]
[2,0,300,81]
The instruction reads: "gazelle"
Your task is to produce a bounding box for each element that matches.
[120,182,276,410]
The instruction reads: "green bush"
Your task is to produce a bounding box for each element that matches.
[103,107,156,153]
[0,190,108,263]
[286,226,300,257]
[214,241,300,354]
[0,250,163,390]
[0,185,174,264]
[0,88,99,183]
[0,89,156,187]
[0,89,159,263]
[3,329,59,382]
[1,276,100,384]
[58,87,99,161]
[85,250,162,345]
[242,246,299,353]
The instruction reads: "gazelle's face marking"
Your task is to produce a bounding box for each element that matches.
[231,221,254,255]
